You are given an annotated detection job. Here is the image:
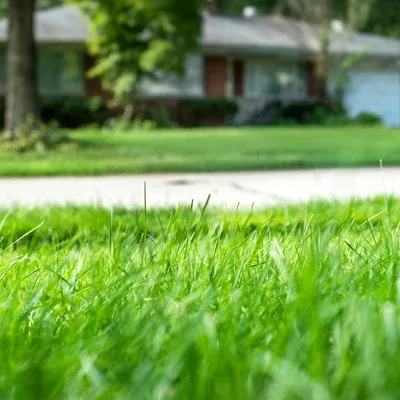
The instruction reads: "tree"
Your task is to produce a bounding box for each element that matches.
[359,0,400,38]
[214,0,280,14]
[5,0,40,138]
[72,0,203,119]
[282,0,374,100]
[215,0,399,38]
[334,0,400,38]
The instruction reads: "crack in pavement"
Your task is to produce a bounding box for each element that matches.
[230,182,287,202]
[167,179,194,186]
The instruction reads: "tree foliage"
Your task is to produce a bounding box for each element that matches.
[358,0,400,38]
[214,0,400,38]
[71,0,203,112]
[214,0,279,15]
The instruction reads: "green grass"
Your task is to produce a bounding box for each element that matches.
[1,125,399,176]
[2,198,400,398]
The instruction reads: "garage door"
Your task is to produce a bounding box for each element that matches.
[344,69,400,127]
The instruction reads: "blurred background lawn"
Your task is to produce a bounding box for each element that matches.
[0,125,399,176]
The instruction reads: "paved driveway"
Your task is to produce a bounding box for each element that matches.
[1,167,400,209]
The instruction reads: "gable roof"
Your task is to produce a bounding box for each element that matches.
[0,5,399,60]
[0,5,88,43]
[204,13,400,59]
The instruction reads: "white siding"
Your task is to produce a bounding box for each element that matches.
[344,69,400,127]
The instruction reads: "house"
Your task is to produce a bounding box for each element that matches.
[0,5,399,126]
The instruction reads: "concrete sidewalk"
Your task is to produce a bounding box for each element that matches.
[0,167,399,209]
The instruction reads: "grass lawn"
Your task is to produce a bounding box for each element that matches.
[0,125,399,176]
[2,198,400,398]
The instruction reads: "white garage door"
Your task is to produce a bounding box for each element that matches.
[344,69,400,127]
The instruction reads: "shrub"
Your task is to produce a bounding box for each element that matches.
[2,117,69,153]
[282,100,347,125]
[0,96,108,129]
[179,98,238,126]
[0,97,239,129]
[150,103,176,128]
[102,116,157,133]
[354,112,383,126]
[254,99,349,126]
[40,96,108,128]
[133,98,238,128]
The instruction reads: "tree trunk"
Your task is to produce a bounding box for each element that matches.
[316,20,331,101]
[5,0,39,139]
[123,102,134,121]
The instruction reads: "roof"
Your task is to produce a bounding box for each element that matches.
[203,13,400,59]
[0,5,88,43]
[0,5,399,59]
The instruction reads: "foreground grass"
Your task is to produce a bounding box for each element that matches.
[2,199,400,398]
[0,125,399,176]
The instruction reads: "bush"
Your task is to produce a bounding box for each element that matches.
[133,98,238,128]
[0,97,239,130]
[2,117,69,153]
[250,99,349,126]
[179,98,238,127]
[40,96,108,128]
[354,112,383,126]
[282,100,347,125]
[0,96,108,129]
[102,116,157,133]
[150,103,176,128]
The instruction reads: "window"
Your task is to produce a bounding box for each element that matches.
[0,47,85,96]
[245,59,307,100]
[138,54,204,98]
[38,49,85,95]
[138,71,182,97]
[275,66,307,98]
[184,55,204,97]
[245,62,273,99]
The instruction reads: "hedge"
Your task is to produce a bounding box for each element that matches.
[0,96,108,129]
[0,97,239,129]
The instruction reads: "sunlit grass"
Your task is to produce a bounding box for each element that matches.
[0,125,399,176]
[1,198,400,398]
